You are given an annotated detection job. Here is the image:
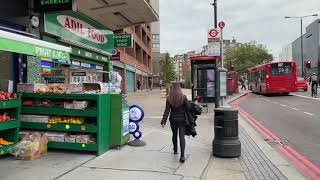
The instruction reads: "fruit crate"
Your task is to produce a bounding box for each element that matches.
[0,98,21,156]
[20,93,110,155]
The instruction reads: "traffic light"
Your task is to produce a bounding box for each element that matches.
[306,60,311,69]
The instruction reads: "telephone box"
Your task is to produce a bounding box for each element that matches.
[190,56,219,103]
[227,71,239,95]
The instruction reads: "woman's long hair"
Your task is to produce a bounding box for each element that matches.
[168,83,184,107]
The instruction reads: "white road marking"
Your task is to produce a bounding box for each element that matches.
[266,99,271,102]
[304,112,315,116]
[280,104,287,107]
[292,94,320,101]
[273,102,279,104]
[289,107,299,111]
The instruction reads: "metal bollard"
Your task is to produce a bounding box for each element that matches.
[212,107,241,158]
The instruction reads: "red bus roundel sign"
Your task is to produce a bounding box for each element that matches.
[208,29,219,38]
[219,21,225,29]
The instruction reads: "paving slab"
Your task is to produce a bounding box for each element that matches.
[57,167,182,180]
[174,150,211,178]
[84,150,181,173]
[0,151,95,180]
[206,172,246,180]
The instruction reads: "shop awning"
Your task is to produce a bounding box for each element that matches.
[0,30,71,61]
[76,0,159,30]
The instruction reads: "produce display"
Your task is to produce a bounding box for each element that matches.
[0,113,15,122]
[0,138,13,146]
[48,116,84,124]
[22,99,90,109]
[0,91,17,100]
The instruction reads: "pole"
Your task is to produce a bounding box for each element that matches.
[300,18,304,78]
[212,0,220,108]
[220,28,224,106]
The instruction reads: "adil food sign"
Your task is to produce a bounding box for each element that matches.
[44,12,114,56]
[57,15,107,44]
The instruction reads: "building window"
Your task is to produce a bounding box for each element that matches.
[152,43,160,48]
[152,34,160,40]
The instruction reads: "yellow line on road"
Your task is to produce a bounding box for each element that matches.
[304,112,315,116]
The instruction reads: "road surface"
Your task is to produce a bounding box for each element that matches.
[239,92,320,167]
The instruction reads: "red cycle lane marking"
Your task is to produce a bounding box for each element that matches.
[285,146,320,175]
[278,146,320,180]
[235,95,320,179]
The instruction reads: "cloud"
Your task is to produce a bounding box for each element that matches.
[160,0,320,58]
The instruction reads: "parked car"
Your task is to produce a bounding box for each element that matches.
[297,77,308,91]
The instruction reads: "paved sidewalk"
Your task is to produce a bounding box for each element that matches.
[0,89,306,180]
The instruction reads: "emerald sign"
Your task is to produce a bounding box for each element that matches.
[0,37,70,61]
[34,0,75,13]
[44,11,114,56]
[114,34,133,48]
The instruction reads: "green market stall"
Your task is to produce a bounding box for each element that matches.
[0,29,71,156]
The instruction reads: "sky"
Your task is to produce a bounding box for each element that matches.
[159,0,320,59]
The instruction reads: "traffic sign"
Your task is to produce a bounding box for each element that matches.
[218,21,225,29]
[208,28,220,43]
[208,29,220,38]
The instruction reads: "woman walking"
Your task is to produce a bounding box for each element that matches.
[161,83,188,163]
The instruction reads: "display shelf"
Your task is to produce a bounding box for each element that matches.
[48,141,97,152]
[21,122,97,133]
[0,99,21,109]
[0,144,15,155]
[21,93,110,155]
[21,106,97,117]
[0,97,20,156]
[21,93,100,100]
[0,120,20,131]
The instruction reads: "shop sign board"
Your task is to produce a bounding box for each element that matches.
[114,34,133,48]
[72,72,86,76]
[81,62,91,68]
[122,109,130,136]
[71,60,80,66]
[44,11,114,56]
[111,49,120,61]
[72,46,109,63]
[34,0,75,13]
[96,65,103,70]
[0,37,70,61]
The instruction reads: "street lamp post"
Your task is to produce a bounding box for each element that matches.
[285,14,318,78]
[211,0,220,108]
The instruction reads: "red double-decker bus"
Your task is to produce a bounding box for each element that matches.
[248,61,298,94]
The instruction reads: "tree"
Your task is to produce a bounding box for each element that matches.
[160,53,176,84]
[224,43,273,74]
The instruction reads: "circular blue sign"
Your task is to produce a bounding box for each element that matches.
[133,131,142,139]
[129,105,144,122]
[129,122,139,134]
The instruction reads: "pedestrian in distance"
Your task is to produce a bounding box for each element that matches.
[240,76,247,91]
[159,79,163,90]
[137,80,141,90]
[161,83,188,163]
[148,79,152,91]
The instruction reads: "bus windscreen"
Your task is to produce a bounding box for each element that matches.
[270,63,293,76]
